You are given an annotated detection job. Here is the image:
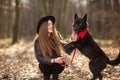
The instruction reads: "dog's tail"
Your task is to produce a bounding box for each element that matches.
[107,52,120,66]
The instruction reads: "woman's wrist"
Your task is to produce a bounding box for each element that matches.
[51,59,56,63]
[53,59,55,63]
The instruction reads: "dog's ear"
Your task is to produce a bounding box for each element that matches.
[74,13,78,20]
[83,14,87,22]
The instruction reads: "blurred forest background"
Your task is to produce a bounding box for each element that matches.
[0,0,120,80]
[0,0,120,45]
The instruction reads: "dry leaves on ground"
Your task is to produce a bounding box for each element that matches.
[0,41,120,80]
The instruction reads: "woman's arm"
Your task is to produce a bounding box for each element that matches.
[34,39,65,65]
[34,39,51,64]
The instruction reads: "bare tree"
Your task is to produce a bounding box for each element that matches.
[11,0,20,44]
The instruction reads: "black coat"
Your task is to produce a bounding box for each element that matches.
[34,39,62,65]
[34,39,65,74]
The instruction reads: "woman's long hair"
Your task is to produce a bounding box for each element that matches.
[37,21,62,58]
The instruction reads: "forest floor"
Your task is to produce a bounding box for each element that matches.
[0,39,120,80]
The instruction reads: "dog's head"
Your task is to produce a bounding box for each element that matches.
[73,13,87,32]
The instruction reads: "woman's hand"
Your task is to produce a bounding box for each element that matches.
[60,40,68,44]
[54,56,65,64]
[71,28,78,41]
[51,56,65,66]
[51,56,68,66]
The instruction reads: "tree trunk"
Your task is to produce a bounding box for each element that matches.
[11,0,20,44]
[113,0,120,12]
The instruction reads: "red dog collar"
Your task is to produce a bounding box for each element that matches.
[78,28,88,39]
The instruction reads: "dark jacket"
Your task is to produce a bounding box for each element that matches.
[34,39,61,65]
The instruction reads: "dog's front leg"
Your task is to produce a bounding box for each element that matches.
[63,41,76,55]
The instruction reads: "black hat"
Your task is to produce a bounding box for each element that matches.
[36,15,55,34]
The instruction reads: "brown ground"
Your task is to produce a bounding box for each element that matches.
[0,41,120,80]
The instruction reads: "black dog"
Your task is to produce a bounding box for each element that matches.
[64,13,120,80]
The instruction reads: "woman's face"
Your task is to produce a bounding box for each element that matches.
[48,20,54,33]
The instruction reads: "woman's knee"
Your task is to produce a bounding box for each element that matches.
[39,63,51,74]
[52,63,65,74]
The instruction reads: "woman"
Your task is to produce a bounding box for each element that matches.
[34,15,66,80]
